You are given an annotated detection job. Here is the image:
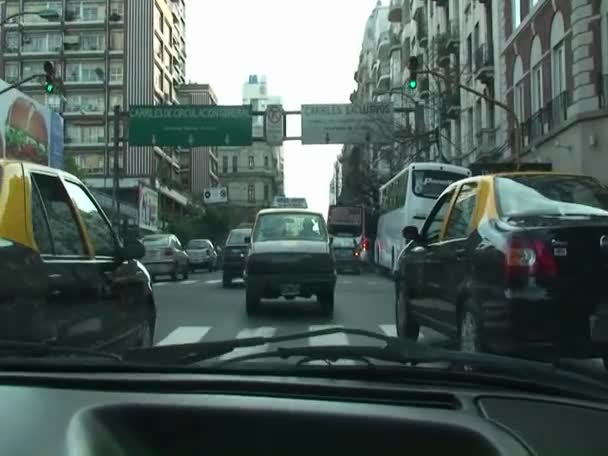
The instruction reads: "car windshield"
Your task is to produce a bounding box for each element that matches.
[253,213,328,242]
[496,175,608,217]
[227,229,251,244]
[188,240,210,249]
[3,0,608,400]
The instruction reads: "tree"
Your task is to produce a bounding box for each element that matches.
[166,206,231,246]
[64,154,86,180]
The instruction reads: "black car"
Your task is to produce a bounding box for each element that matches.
[396,172,608,367]
[244,209,336,316]
[331,235,361,274]
[222,228,251,287]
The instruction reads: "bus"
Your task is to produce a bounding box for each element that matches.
[375,162,471,272]
[327,205,378,266]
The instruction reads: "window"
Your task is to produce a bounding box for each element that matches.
[514,81,525,123]
[248,184,255,202]
[222,156,228,173]
[552,41,566,96]
[31,178,53,254]
[264,184,269,201]
[5,32,19,52]
[444,184,478,240]
[513,0,521,29]
[110,91,123,110]
[110,31,124,50]
[31,173,85,256]
[4,62,19,82]
[531,63,543,113]
[232,156,238,172]
[248,156,254,169]
[64,181,117,257]
[264,156,269,168]
[422,191,454,244]
[110,62,123,82]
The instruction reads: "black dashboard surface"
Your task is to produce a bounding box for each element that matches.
[0,372,607,456]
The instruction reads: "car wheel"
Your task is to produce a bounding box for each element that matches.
[395,284,420,340]
[222,274,231,288]
[458,306,482,353]
[171,269,178,281]
[318,290,334,317]
[183,268,189,280]
[246,287,260,316]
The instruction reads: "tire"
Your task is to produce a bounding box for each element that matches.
[171,268,178,281]
[222,274,231,288]
[318,290,334,317]
[395,283,420,340]
[458,304,482,353]
[246,287,260,316]
[182,268,189,280]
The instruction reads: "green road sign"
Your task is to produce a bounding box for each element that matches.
[128,105,253,147]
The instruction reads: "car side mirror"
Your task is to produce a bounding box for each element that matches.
[402,225,421,242]
[244,236,251,244]
[120,240,145,260]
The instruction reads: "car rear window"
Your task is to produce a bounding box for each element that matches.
[188,239,211,249]
[253,213,328,242]
[332,237,356,248]
[495,175,608,217]
[227,229,251,244]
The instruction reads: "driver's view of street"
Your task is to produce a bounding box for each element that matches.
[4,3,608,454]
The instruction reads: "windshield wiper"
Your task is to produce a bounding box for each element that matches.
[0,339,122,361]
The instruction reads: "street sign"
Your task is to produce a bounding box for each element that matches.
[301,103,394,145]
[265,104,284,146]
[128,105,252,147]
[203,187,228,204]
[138,184,159,232]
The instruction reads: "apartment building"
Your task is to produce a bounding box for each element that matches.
[176,83,219,195]
[217,75,284,216]
[0,0,191,224]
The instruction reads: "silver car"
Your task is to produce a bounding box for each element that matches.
[186,239,218,272]
[141,234,189,282]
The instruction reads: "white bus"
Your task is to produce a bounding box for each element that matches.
[375,162,471,272]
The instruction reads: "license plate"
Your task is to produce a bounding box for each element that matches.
[281,284,300,296]
[590,315,608,342]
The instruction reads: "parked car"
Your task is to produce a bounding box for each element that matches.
[395,171,608,368]
[0,159,155,349]
[141,234,189,281]
[244,209,336,316]
[186,238,218,272]
[222,227,252,287]
[331,235,361,274]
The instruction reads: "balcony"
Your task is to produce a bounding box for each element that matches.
[376,31,390,60]
[434,34,449,67]
[389,0,402,22]
[476,128,497,157]
[447,19,460,52]
[376,62,390,94]
[474,43,494,83]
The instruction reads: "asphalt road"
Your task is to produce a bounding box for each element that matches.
[151,269,608,378]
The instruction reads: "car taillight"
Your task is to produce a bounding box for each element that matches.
[164,248,173,256]
[505,238,557,281]
[360,237,369,251]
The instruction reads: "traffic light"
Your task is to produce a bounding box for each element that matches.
[407,56,419,90]
[43,61,55,94]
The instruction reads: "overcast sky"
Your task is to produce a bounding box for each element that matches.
[185,0,381,216]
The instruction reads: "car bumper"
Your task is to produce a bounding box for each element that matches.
[481,293,608,359]
[223,259,246,275]
[246,272,337,299]
[189,258,213,266]
[143,261,176,275]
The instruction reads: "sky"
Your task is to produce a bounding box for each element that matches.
[185,0,382,216]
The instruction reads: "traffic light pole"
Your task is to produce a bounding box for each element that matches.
[113,104,121,228]
[418,69,522,165]
[0,73,45,95]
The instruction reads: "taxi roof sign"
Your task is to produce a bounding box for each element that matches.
[271,197,308,209]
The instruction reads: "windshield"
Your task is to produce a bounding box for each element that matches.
[227,229,251,244]
[496,175,608,217]
[3,0,608,398]
[253,213,328,242]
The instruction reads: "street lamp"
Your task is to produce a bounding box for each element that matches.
[1,9,60,25]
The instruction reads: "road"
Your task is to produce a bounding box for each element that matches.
[151,270,608,377]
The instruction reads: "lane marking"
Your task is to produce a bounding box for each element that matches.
[155,326,211,346]
[341,280,353,285]
[205,279,222,284]
[154,282,168,287]
[379,324,396,337]
[220,327,277,360]
[180,280,198,285]
[308,325,354,365]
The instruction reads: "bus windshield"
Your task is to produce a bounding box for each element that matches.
[412,170,468,199]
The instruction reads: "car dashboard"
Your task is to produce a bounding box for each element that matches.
[1,370,607,456]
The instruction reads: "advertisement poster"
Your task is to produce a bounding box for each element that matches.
[0,79,64,168]
[138,184,159,232]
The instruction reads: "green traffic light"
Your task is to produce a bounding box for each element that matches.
[45,84,54,93]
[408,79,417,90]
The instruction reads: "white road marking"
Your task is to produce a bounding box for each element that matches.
[308,325,354,365]
[220,327,277,360]
[154,282,168,287]
[341,280,353,285]
[180,280,198,285]
[155,326,212,346]
[205,279,222,284]
[379,324,396,337]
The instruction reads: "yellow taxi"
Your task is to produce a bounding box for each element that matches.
[0,160,156,350]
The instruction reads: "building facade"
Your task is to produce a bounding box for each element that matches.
[176,83,219,195]
[217,75,284,218]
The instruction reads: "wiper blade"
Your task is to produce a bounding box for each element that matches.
[0,339,122,361]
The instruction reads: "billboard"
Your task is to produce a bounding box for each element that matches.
[138,184,159,232]
[203,187,228,204]
[0,79,64,168]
